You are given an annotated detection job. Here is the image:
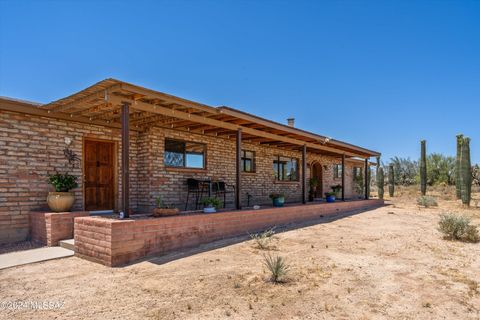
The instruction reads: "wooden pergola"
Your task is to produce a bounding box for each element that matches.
[5,79,380,217]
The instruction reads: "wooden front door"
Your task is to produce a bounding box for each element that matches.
[84,139,115,211]
[312,163,323,198]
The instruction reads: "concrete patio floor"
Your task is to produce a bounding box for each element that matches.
[0,246,74,270]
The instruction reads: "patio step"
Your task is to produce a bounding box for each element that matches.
[59,239,75,251]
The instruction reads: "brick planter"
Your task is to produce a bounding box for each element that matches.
[75,199,383,267]
[30,211,90,246]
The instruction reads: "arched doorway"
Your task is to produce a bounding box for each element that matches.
[310,162,323,200]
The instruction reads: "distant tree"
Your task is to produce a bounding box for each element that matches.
[425,153,456,185]
[388,157,418,186]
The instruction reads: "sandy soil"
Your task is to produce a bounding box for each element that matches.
[0,188,479,320]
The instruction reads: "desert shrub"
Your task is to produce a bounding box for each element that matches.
[249,227,276,250]
[263,253,289,283]
[417,196,438,207]
[438,213,479,243]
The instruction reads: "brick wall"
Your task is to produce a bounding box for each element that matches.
[30,211,89,246]
[0,110,139,244]
[0,109,366,244]
[75,199,384,267]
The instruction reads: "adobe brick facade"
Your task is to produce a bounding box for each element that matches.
[75,199,384,267]
[30,211,89,246]
[0,109,365,244]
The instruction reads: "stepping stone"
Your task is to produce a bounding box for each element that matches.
[0,246,74,270]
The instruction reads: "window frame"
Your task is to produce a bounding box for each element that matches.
[241,150,256,173]
[273,155,299,181]
[334,164,343,179]
[353,167,362,178]
[164,138,206,169]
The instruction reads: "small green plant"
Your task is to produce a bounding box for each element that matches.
[416,195,438,207]
[331,184,342,196]
[47,172,78,192]
[268,193,284,200]
[249,227,276,250]
[155,196,175,209]
[263,253,289,283]
[438,213,479,243]
[201,197,222,209]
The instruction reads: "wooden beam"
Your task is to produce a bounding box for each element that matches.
[46,84,122,112]
[111,96,364,157]
[120,83,220,115]
[302,145,307,204]
[236,129,242,210]
[365,158,369,200]
[121,102,130,218]
[342,154,345,201]
[0,98,124,129]
[218,107,378,157]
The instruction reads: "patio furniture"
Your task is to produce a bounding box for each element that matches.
[212,181,235,208]
[185,178,207,210]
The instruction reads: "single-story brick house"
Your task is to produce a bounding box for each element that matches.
[0,79,380,245]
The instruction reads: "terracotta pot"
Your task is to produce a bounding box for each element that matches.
[47,192,75,212]
[153,208,180,217]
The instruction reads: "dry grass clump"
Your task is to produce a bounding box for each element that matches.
[263,253,290,283]
[438,213,479,243]
[249,227,276,250]
[417,195,438,207]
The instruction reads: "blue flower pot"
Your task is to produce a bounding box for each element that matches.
[272,197,285,207]
[326,195,336,203]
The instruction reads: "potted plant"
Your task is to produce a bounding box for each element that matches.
[331,184,342,198]
[201,197,222,213]
[47,172,79,212]
[325,191,336,203]
[269,193,285,207]
[153,196,179,217]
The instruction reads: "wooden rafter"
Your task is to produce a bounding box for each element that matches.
[111,95,364,157]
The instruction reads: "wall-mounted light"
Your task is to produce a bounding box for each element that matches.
[64,137,72,146]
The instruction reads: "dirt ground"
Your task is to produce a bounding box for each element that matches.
[1,187,479,320]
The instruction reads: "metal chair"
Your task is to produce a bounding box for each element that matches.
[185,178,206,211]
[212,181,235,208]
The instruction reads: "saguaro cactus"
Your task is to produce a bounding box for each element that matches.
[377,167,384,199]
[420,140,427,196]
[455,134,463,199]
[460,137,472,206]
[388,164,395,197]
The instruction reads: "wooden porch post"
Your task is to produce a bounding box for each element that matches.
[302,144,307,204]
[364,157,369,200]
[341,153,345,201]
[121,102,130,218]
[235,128,242,209]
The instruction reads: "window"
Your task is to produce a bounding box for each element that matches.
[241,150,255,172]
[334,164,343,179]
[353,167,362,178]
[273,156,299,181]
[164,139,205,169]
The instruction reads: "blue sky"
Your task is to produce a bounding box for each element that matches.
[0,0,479,163]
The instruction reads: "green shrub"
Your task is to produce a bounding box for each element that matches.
[263,253,289,283]
[250,227,276,250]
[47,173,78,192]
[438,213,479,243]
[417,196,438,207]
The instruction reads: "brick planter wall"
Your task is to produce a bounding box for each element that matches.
[75,199,383,267]
[30,211,89,246]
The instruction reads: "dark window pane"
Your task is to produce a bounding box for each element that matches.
[165,140,185,167]
[165,139,205,168]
